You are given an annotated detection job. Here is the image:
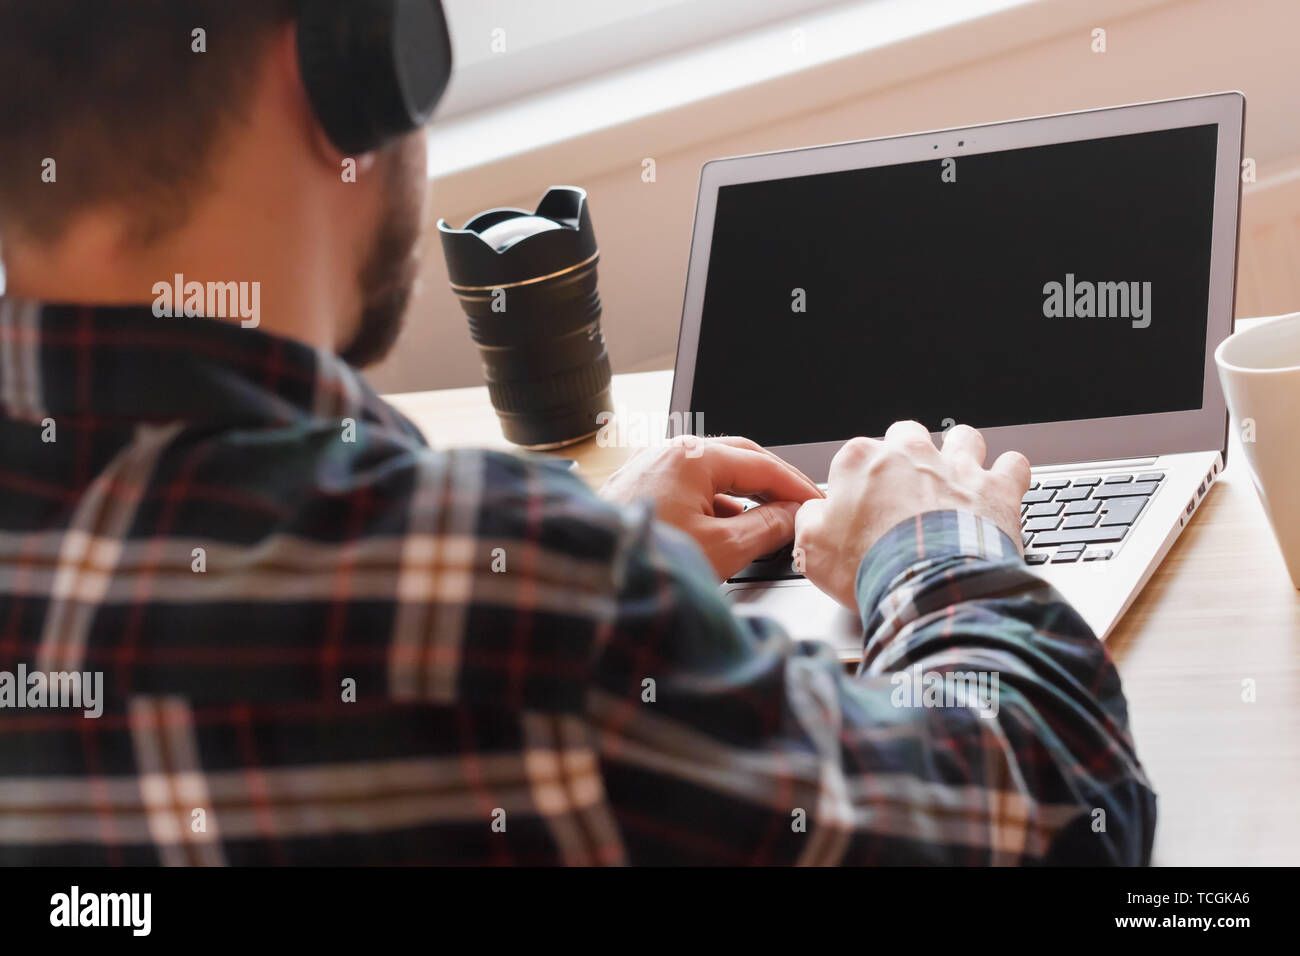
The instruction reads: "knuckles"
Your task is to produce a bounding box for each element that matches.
[835,436,877,465]
[944,423,986,453]
[897,434,939,457]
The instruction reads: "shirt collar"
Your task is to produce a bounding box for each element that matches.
[0,296,421,438]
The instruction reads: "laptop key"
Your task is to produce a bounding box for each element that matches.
[1055,486,1092,502]
[1099,497,1146,526]
[1021,489,1055,504]
[1094,481,1159,499]
[728,557,803,583]
[728,543,801,582]
[1025,553,1049,565]
[752,543,794,563]
[1136,472,1165,483]
[1083,549,1114,561]
[1063,499,1100,515]
[1022,532,1033,549]
[1023,516,1060,532]
[1062,513,1099,529]
[1051,550,1083,563]
[728,563,803,583]
[1039,478,1070,489]
[1103,474,1134,484]
[1025,502,1063,518]
[1031,526,1127,546]
[1071,477,1102,487]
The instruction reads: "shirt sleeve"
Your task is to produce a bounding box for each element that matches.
[589,507,1156,865]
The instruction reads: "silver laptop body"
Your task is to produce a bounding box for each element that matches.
[669,93,1245,658]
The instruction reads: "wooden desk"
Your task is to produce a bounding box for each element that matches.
[387,368,1300,866]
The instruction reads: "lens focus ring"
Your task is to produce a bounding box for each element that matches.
[486,355,612,414]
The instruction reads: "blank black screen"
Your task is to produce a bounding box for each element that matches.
[689,124,1218,446]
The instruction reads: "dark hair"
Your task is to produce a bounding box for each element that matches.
[0,1,297,245]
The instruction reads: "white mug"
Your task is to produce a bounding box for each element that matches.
[1215,311,1300,588]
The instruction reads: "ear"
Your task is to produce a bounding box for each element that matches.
[310,123,378,178]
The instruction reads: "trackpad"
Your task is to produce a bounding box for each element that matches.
[722,580,864,661]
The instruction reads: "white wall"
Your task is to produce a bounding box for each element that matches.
[370,0,1300,394]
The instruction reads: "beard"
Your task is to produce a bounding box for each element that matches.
[338,136,426,368]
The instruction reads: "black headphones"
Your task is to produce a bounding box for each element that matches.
[297,0,453,156]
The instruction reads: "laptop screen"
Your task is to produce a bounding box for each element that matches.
[688,124,1220,448]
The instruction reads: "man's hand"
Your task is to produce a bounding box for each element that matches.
[598,436,823,580]
[795,421,1031,609]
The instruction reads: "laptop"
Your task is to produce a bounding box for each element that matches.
[669,92,1245,659]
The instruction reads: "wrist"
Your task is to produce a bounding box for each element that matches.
[853,510,1022,623]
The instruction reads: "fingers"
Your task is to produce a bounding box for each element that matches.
[940,423,987,466]
[826,436,875,485]
[706,435,767,454]
[793,497,826,545]
[883,420,935,449]
[711,501,799,578]
[991,450,1033,490]
[712,494,747,518]
[793,496,857,610]
[704,436,825,498]
[697,442,822,503]
[829,422,935,486]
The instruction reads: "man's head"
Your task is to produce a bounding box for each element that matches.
[0,0,447,367]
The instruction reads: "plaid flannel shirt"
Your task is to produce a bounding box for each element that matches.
[0,298,1155,865]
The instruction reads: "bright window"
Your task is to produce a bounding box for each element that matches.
[438,0,853,117]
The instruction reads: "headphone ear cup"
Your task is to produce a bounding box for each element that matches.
[297,0,371,154]
[298,0,452,156]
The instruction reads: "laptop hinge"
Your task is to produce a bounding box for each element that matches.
[1032,456,1159,473]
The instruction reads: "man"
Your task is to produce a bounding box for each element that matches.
[0,1,1154,865]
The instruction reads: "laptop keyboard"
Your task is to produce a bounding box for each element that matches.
[725,471,1164,583]
[1019,471,1162,565]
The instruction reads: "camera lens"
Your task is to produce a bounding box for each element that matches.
[438,187,613,449]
